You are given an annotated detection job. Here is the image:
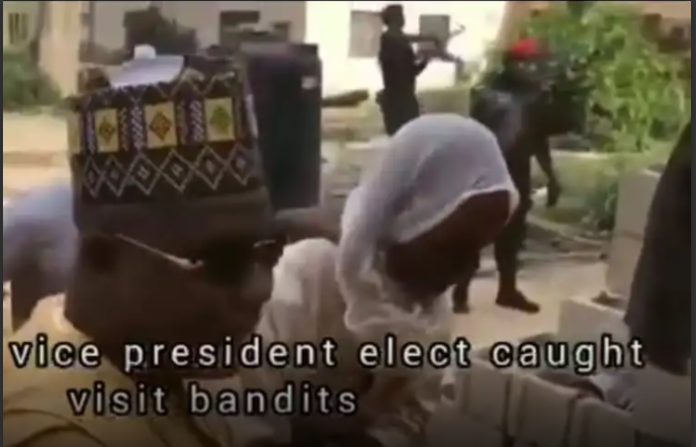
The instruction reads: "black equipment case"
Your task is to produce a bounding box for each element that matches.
[241,42,322,210]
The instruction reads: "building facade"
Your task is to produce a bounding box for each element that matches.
[3,1,691,95]
[79,1,509,93]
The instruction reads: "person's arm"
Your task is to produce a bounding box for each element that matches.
[234,240,337,445]
[533,137,555,182]
[494,94,523,151]
[533,136,561,206]
[403,33,437,44]
[414,58,429,76]
[360,327,449,447]
[366,354,446,447]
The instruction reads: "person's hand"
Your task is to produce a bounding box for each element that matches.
[546,178,561,208]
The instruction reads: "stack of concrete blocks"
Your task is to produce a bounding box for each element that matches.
[558,167,689,446]
[604,168,661,300]
[452,335,635,447]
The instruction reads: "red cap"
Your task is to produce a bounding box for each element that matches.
[507,38,540,59]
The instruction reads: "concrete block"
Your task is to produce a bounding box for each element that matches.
[605,234,643,299]
[454,347,514,429]
[637,432,685,447]
[557,296,627,344]
[633,363,690,446]
[507,371,583,447]
[614,169,660,238]
[568,397,635,447]
[429,409,507,447]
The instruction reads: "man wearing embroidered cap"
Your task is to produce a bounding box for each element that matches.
[4,51,280,447]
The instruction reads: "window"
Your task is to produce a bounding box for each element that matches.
[349,11,382,58]
[8,12,29,46]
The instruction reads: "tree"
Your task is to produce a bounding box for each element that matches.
[525,3,688,152]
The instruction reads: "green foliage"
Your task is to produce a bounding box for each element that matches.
[580,160,623,231]
[524,4,689,153]
[532,141,674,232]
[3,50,60,111]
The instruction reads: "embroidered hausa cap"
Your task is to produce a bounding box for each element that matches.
[66,47,273,255]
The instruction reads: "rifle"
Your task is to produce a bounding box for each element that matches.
[416,24,466,61]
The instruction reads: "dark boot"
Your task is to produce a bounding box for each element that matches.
[451,285,470,313]
[496,288,540,314]
[451,253,480,313]
[493,208,540,314]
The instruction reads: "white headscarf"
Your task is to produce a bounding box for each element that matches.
[337,114,518,341]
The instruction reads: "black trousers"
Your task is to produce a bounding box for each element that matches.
[453,168,531,303]
[379,93,420,136]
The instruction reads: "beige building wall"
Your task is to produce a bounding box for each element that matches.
[3,1,82,96]
[39,2,83,96]
[2,1,40,48]
[87,1,306,51]
[6,1,688,97]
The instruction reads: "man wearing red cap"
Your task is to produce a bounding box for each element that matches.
[456,37,561,314]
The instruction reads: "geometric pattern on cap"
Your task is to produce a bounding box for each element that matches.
[67,63,262,204]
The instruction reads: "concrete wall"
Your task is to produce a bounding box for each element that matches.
[2,1,40,48]
[88,1,306,51]
[604,169,661,299]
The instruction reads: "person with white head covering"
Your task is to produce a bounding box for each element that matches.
[235,114,519,447]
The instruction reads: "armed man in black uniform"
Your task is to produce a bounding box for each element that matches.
[377,4,435,136]
[454,38,561,314]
